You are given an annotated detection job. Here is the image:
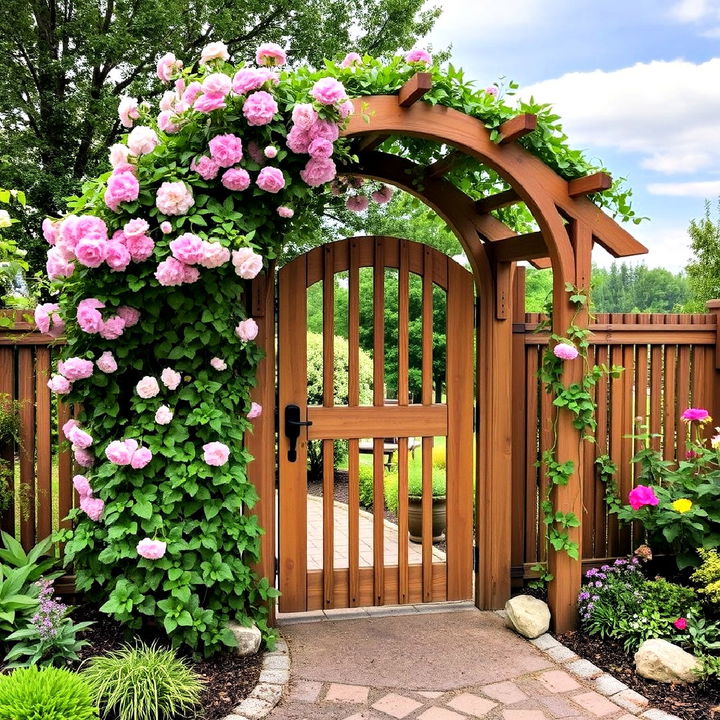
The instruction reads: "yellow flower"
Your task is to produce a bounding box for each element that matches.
[672,498,693,514]
[713,435,720,450]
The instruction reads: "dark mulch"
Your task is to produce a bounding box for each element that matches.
[308,469,447,554]
[69,603,262,720]
[558,630,720,720]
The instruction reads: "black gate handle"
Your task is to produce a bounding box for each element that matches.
[285,404,312,462]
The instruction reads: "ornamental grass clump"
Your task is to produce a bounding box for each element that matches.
[0,666,99,720]
[82,642,204,720]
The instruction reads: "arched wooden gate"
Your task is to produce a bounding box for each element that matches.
[277,236,474,612]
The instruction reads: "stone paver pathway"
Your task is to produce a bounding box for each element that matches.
[268,608,643,720]
[306,495,445,570]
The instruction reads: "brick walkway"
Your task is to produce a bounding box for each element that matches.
[268,608,642,720]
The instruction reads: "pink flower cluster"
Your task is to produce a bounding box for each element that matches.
[628,485,659,510]
[47,356,93,395]
[235,318,258,342]
[62,419,94,454]
[156,181,194,216]
[203,441,230,466]
[156,232,231,286]
[105,164,140,212]
[137,537,167,559]
[105,438,153,469]
[34,303,65,338]
[73,474,104,521]
[553,343,579,361]
[231,248,263,279]
[76,298,140,340]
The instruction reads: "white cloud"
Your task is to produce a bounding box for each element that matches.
[520,58,720,175]
[670,0,720,21]
[647,180,720,196]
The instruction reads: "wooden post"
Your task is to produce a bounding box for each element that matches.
[548,220,591,632]
[706,299,720,420]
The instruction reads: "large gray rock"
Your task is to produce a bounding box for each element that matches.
[228,621,262,656]
[505,594,551,639]
[635,639,700,683]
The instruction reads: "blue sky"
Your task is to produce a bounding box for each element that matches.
[425,0,720,269]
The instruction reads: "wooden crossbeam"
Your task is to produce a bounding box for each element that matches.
[398,72,432,107]
[490,231,548,263]
[425,150,464,180]
[530,257,552,270]
[354,133,389,153]
[496,114,537,144]
[568,171,613,198]
[475,188,521,214]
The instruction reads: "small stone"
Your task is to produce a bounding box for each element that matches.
[233,697,272,720]
[505,595,551,639]
[530,633,560,651]
[264,654,290,670]
[251,683,283,705]
[228,621,262,656]
[612,689,649,713]
[641,710,684,720]
[593,673,628,696]
[565,659,603,679]
[259,669,290,685]
[635,639,700,684]
[545,645,578,663]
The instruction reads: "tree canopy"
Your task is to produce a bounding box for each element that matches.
[685,200,720,312]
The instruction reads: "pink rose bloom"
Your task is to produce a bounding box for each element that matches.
[73,474,92,497]
[109,143,131,168]
[247,402,262,419]
[231,68,278,95]
[194,93,226,113]
[183,265,200,283]
[155,257,186,286]
[157,52,182,82]
[190,155,220,180]
[681,407,712,423]
[300,157,337,187]
[209,134,243,167]
[105,171,140,212]
[232,248,263,279]
[156,181,194,216]
[42,218,59,245]
[371,184,394,204]
[628,485,659,511]
[125,439,139,455]
[486,86,498,97]
[137,538,167,559]
[58,357,94,381]
[200,41,229,65]
[124,218,149,238]
[161,89,180,111]
[136,376,160,398]
[117,306,140,327]
[35,303,64,337]
[105,241,131,271]
[80,496,105,522]
[74,447,95,468]
[674,617,688,631]
[127,126,159,156]
[235,318,259,342]
[58,215,83,250]
[48,375,71,394]
[338,99,354,119]
[405,48,432,64]
[182,81,203,105]
[75,237,108,268]
[63,419,79,441]
[308,137,333,159]
[202,73,232,97]
[46,248,75,280]
[243,91,278,126]
[99,315,126,340]
[310,77,347,106]
[346,194,369,212]
[203,441,230,466]
[291,103,318,130]
[161,368,181,390]
[118,96,139,128]
[75,215,108,242]
[126,234,155,262]
[256,42,286,66]
[340,52,362,67]
[553,343,579,361]
[70,428,93,449]
[199,241,231,268]
[210,357,227,371]
[160,221,172,233]
[170,233,204,265]
[157,111,180,134]
[96,351,117,373]
[155,405,174,425]
[309,118,340,142]
[106,440,132,465]
[131,447,153,469]
[264,145,277,158]
[221,168,251,191]
[256,166,285,193]
[76,298,105,334]
[277,206,294,218]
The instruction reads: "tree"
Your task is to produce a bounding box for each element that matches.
[685,200,720,312]
[0,0,440,274]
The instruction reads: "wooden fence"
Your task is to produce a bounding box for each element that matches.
[511,271,720,581]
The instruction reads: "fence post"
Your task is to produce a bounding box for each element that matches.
[706,300,720,420]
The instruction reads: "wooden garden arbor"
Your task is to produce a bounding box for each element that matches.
[341,73,646,632]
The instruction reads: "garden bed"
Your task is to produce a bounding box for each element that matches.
[559,630,720,720]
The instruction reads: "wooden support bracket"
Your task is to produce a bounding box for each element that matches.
[355,133,389,153]
[398,72,432,107]
[568,172,613,198]
[496,114,537,144]
[425,150,464,180]
[475,188,521,214]
[490,231,548,263]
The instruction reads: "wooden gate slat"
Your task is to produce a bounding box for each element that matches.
[348,239,360,607]
[18,348,35,549]
[663,344,677,461]
[322,244,335,609]
[372,238,385,605]
[397,239,410,603]
[594,343,609,558]
[35,348,52,541]
[421,246,433,601]
[0,347,15,536]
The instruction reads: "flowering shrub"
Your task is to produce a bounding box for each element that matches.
[607,411,720,569]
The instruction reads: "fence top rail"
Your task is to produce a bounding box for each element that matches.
[0,310,58,346]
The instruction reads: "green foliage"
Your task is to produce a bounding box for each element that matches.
[0,394,22,444]
[0,532,61,584]
[82,642,204,720]
[384,466,446,515]
[0,666,99,720]
[693,549,720,606]
[685,199,720,312]
[0,566,41,640]
[0,188,32,309]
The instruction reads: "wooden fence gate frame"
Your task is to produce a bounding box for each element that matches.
[276,236,474,613]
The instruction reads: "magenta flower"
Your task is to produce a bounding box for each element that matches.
[553,343,579,361]
[681,408,712,424]
[674,617,688,630]
[243,91,278,126]
[310,77,347,106]
[628,485,659,511]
